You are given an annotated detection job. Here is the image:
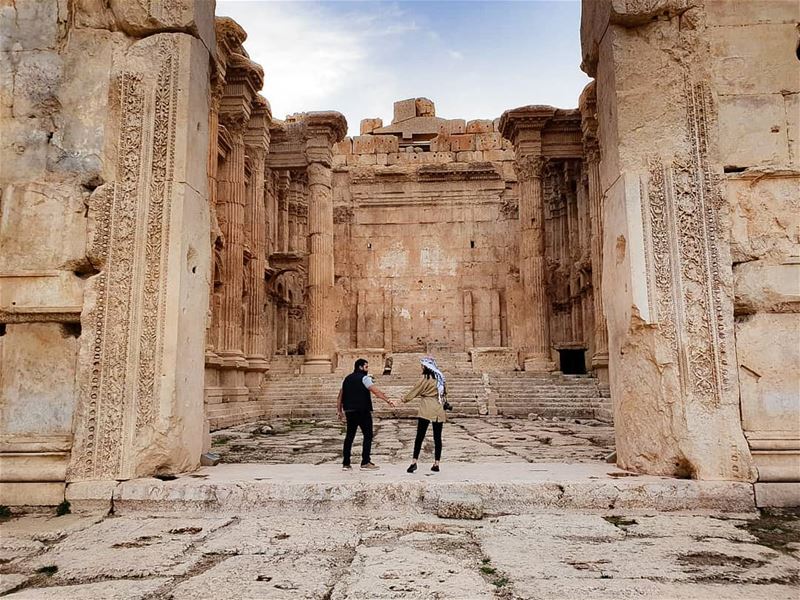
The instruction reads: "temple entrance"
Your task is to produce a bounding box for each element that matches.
[558,348,587,375]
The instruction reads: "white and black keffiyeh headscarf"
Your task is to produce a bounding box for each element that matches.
[420,356,446,405]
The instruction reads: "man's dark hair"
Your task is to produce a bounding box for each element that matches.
[354,358,368,371]
[422,366,435,379]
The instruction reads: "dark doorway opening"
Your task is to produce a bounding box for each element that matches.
[559,349,587,375]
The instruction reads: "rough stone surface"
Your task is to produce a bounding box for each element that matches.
[1,511,798,598]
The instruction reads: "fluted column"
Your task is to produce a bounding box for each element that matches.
[216,122,247,363]
[301,112,347,374]
[303,160,334,373]
[243,147,268,366]
[515,155,556,371]
[580,84,609,382]
[587,149,609,376]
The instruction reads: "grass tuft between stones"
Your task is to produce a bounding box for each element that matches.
[36,565,58,576]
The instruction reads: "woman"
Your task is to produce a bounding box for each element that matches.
[402,357,447,473]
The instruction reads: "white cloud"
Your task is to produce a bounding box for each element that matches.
[447,50,463,60]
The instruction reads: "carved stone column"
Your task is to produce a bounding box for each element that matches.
[243,96,271,370]
[500,107,557,372]
[580,84,609,382]
[302,112,347,374]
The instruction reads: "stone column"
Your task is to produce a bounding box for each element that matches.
[579,83,609,382]
[302,113,347,374]
[216,120,247,364]
[500,107,557,372]
[243,96,271,370]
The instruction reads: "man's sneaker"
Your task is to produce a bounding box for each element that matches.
[342,465,352,471]
[360,463,379,470]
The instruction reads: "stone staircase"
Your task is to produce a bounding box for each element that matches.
[253,352,612,425]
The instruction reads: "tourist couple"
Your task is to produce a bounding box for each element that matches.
[336,357,448,473]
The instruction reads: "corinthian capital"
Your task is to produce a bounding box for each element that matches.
[514,155,546,182]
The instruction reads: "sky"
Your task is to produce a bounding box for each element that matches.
[215,0,590,136]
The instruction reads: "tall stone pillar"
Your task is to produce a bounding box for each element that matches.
[302,113,347,374]
[581,1,755,480]
[580,83,609,382]
[243,96,271,370]
[501,107,559,372]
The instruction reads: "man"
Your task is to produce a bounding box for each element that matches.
[337,358,394,470]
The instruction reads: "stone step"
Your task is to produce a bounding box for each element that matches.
[85,463,756,516]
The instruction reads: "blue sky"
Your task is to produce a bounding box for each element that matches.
[216,1,589,135]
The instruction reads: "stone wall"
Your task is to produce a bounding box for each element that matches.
[705,0,800,484]
[1,0,214,503]
[332,99,522,358]
[581,0,799,484]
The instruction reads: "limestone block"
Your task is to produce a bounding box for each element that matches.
[0,0,61,52]
[483,149,514,162]
[75,0,216,55]
[415,97,435,117]
[386,152,401,166]
[355,153,377,166]
[450,134,475,152]
[0,482,64,506]
[2,579,168,599]
[469,347,519,372]
[375,153,388,166]
[352,135,375,154]
[333,137,352,155]
[10,50,62,119]
[65,480,118,514]
[0,452,68,482]
[492,117,501,132]
[737,312,800,436]
[456,151,482,162]
[0,323,78,437]
[466,119,493,134]
[332,154,346,168]
[0,183,87,271]
[439,119,466,135]
[475,132,502,150]
[0,117,51,182]
[432,152,455,164]
[727,174,800,263]
[359,118,383,135]
[430,133,451,152]
[711,22,800,95]
[734,260,800,314]
[706,0,800,26]
[373,135,399,154]
[718,94,790,168]
[755,483,800,508]
[785,92,799,168]
[393,98,417,123]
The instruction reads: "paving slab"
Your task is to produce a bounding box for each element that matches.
[4,578,168,599]
[100,462,756,516]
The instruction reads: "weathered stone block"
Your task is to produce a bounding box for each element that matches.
[456,151,482,162]
[333,137,352,155]
[718,94,790,168]
[0,0,61,52]
[355,153,377,165]
[430,133,451,152]
[476,132,502,150]
[374,135,399,154]
[451,135,475,152]
[393,98,417,123]
[360,118,383,135]
[440,119,466,135]
[755,483,800,508]
[352,134,376,154]
[466,119,493,134]
[711,22,800,95]
[416,97,435,116]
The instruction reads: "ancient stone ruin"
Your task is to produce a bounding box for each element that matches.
[1,0,797,508]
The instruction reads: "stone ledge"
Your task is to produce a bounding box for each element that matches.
[755,482,800,508]
[87,463,756,516]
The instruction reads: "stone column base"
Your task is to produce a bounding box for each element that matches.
[301,357,333,374]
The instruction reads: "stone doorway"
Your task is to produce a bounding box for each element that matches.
[558,349,587,375]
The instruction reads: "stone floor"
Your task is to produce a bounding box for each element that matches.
[210,417,616,465]
[1,509,798,599]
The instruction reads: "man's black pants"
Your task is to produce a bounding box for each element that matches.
[413,418,443,461]
[343,410,373,466]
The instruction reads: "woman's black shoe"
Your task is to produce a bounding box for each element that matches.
[431,464,440,472]
[407,463,417,473]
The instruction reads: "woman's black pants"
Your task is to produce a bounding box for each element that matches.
[413,418,443,461]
